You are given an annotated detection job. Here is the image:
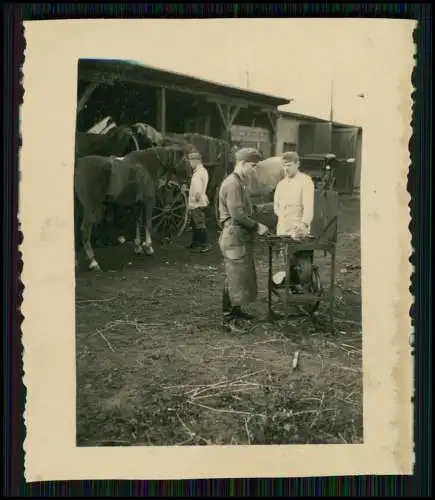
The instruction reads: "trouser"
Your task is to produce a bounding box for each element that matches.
[222,279,251,320]
[189,207,208,246]
[222,280,234,315]
[220,230,257,318]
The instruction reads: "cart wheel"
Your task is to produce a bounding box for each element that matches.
[310,266,323,294]
[308,265,323,314]
[152,181,189,242]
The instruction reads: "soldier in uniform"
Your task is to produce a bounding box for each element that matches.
[187,151,210,252]
[218,148,269,331]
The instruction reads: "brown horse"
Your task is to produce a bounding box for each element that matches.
[74,146,191,271]
[75,123,160,159]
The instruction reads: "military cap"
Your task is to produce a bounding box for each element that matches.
[235,147,263,164]
[281,151,300,163]
[188,150,202,160]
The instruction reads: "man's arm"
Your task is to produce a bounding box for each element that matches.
[224,183,258,230]
[202,169,209,195]
[273,183,281,216]
[301,177,315,227]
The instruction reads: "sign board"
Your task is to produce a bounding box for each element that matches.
[231,125,270,143]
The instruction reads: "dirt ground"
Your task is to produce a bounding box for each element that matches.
[76,195,362,447]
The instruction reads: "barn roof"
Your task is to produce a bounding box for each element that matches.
[278,110,361,130]
[78,58,291,109]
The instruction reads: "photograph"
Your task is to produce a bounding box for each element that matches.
[21,18,414,481]
[74,46,362,449]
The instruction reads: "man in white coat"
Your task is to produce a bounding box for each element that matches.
[273,151,315,292]
[187,151,210,252]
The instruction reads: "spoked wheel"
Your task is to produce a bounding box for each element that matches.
[152,181,189,243]
[307,265,324,314]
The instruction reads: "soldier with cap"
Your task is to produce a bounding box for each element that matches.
[187,150,210,252]
[273,151,315,292]
[218,147,270,331]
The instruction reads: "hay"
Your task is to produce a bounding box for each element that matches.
[156,335,362,446]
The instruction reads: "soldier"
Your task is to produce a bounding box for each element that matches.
[187,151,210,252]
[218,147,269,331]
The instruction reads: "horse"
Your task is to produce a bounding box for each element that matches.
[74,146,192,271]
[75,124,138,158]
[75,123,158,159]
[74,122,166,248]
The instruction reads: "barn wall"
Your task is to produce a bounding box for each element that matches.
[77,74,282,157]
[230,108,272,157]
[276,116,300,154]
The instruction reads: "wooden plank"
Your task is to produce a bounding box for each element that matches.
[79,68,268,110]
[310,189,339,241]
[215,102,227,127]
[264,110,278,133]
[207,96,251,109]
[156,86,167,135]
[271,293,331,305]
[260,107,281,115]
[228,105,241,128]
[265,110,278,156]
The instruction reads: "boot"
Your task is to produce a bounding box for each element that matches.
[198,229,209,252]
[187,229,199,249]
[222,287,233,313]
[222,315,244,333]
[231,306,256,321]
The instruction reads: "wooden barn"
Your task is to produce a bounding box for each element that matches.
[76,58,291,157]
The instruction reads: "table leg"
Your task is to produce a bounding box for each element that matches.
[268,244,273,317]
[329,246,336,332]
[284,243,290,323]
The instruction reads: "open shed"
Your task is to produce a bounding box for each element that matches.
[76,58,290,156]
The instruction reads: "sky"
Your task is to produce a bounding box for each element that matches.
[25,18,415,130]
[70,18,413,127]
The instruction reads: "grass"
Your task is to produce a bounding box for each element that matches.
[75,194,362,446]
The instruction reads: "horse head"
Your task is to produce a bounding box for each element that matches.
[131,123,164,150]
[166,146,192,184]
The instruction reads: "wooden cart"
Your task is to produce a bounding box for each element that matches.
[162,132,233,228]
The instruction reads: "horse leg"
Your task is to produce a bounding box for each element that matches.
[112,205,127,245]
[134,204,144,255]
[81,215,101,271]
[142,197,155,256]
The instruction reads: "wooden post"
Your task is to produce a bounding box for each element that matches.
[77,82,99,116]
[157,86,167,135]
[215,102,240,144]
[264,109,278,157]
[204,115,211,136]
